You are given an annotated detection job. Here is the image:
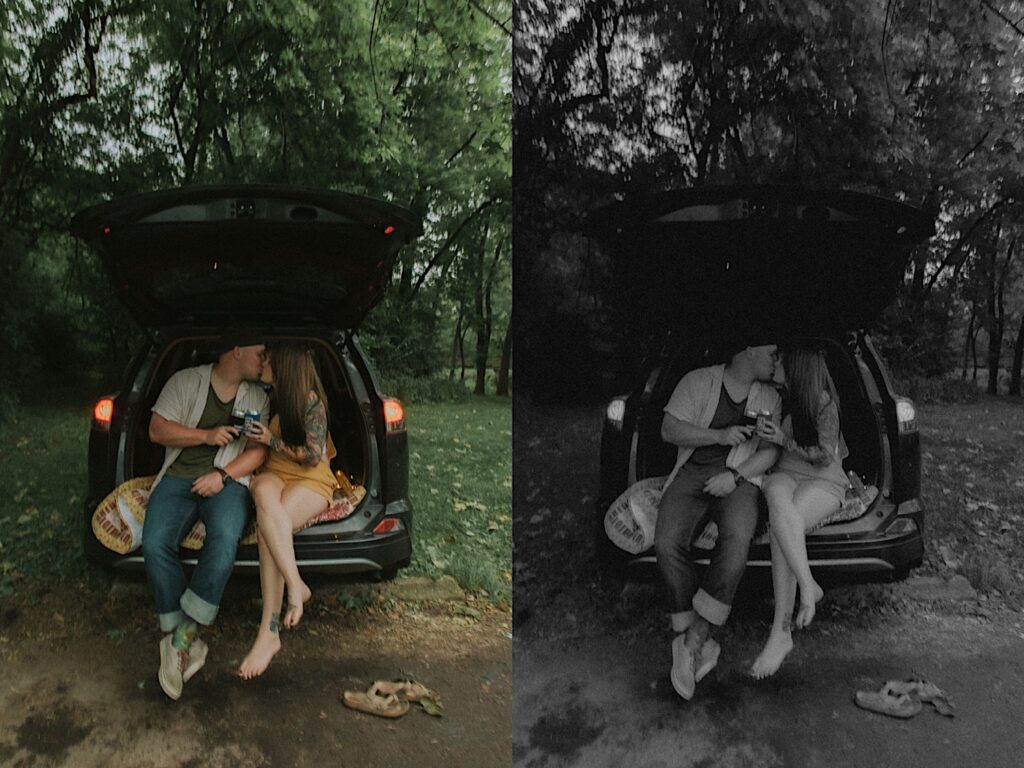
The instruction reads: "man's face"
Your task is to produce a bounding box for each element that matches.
[749,345,779,381]
[238,345,266,381]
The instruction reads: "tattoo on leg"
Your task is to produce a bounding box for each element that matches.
[269,612,281,633]
[782,616,793,632]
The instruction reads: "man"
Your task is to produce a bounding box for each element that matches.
[654,343,782,700]
[142,335,270,700]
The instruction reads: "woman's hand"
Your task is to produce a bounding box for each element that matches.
[245,420,272,445]
[756,421,785,445]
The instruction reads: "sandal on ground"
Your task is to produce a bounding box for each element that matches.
[371,679,439,703]
[853,688,922,719]
[342,689,410,718]
[883,678,955,717]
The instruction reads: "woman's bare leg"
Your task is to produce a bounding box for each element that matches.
[788,484,840,627]
[238,529,284,679]
[764,476,840,628]
[250,478,327,629]
[750,531,796,678]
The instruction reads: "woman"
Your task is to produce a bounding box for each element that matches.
[238,343,338,680]
[750,345,849,679]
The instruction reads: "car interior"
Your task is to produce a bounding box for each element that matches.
[636,336,882,519]
[125,337,368,499]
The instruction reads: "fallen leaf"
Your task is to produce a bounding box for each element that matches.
[419,697,443,717]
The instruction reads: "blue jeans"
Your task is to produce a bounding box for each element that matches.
[142,474,250,632]
[654,463,760,627]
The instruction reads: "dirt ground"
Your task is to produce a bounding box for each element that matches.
[0,578,511,768]
[513,398,1024,768]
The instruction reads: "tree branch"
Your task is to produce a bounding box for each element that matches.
[468,0,511,36]
[981,0,1024,38]
[408,197,500,300]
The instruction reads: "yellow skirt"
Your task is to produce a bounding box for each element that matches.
[261,415,339,504]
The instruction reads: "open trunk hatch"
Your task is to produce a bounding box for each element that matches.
[587,185,934,339]
[70,185,423,329]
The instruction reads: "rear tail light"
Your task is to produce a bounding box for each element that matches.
[606,397,626,431]
[895,396,917,434]
[92,397,114,430]
[372,517,404,534]
[885,516,918,536]
[383,398,405,432]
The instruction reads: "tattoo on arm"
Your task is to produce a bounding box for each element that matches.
[271,396,327,467]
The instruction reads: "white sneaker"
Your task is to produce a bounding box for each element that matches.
[670,635,696,700]
[158,634,188,700]
[183,638,208,683]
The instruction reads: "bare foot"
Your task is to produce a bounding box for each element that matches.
[238,631,281,680]
[795,581,825,628]
[749,630,794,679]
[283,582,312,628]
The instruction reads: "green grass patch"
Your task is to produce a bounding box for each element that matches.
[917,397,1024,602]
[405,396,512,602]
[0,396,511,604]
[0,404,103,600]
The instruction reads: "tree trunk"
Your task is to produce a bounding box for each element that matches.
[449,311,463,379]
[474,278,493,395]
[984,226,1003,395]
[1010,312,1024,397]
[495,317,512,396]
[961,308,975,380]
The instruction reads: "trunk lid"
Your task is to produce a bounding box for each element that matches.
[587,185,935,339]
[70,185,423,329]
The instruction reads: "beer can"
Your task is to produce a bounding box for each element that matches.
[243,410,261,435]
[755,410,772,435]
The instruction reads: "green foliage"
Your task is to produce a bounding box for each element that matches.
[516,0,1024,391]
[892,376,981,405]
[358,293,445,379]
[1,0,511,401]
[382,375,472,405]
[873,292,957,378]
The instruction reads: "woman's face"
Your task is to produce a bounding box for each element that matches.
[774,357,787,386]
[260,354,274,385]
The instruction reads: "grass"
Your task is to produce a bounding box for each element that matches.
[404,396,512,602]
[0,395,511,604]
[917,396,1024,603]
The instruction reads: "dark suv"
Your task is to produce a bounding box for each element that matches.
[592,185,934,583]
[72,184,422,578]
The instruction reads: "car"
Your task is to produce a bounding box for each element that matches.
[590,185,935,584]
[71,184,423,579]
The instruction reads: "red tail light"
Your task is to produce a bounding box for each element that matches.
[383,398,405,432]
[372,517,404,535]
[93,397,114,430]
[383,225,396,235]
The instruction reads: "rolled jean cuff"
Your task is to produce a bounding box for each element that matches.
[158,609,184,633]
[693,589,730,626]
[181,588,219,626]
[670,611,695,634]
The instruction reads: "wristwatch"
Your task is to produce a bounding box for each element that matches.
[728,468,748,486]
[217,468,234,485]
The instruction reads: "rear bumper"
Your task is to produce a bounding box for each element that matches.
[85,497,414,577]
[612,501,925,582]
[106,529,411,576]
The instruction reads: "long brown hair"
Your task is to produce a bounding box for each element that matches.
[783,345,840,448]
[268,343,328,447]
